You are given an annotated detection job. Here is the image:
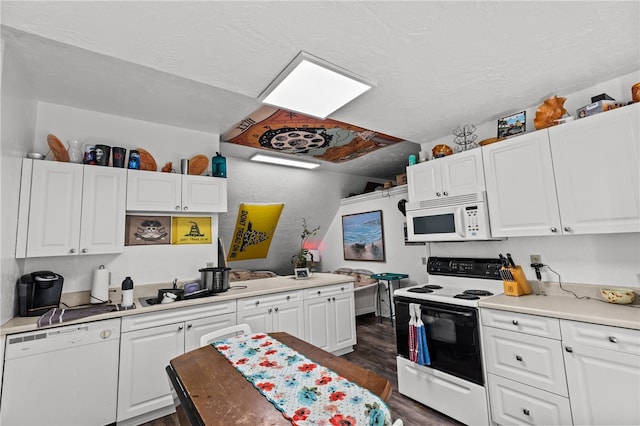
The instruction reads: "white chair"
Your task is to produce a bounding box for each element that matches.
[391,419,403,426]
[199,323,252,347]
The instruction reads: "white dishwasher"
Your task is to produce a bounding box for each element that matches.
[0,318,121,426]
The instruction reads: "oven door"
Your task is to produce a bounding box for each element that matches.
[395,296,484,385]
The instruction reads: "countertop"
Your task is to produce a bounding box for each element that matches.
[0,273,354,336]
[479,282,640,330]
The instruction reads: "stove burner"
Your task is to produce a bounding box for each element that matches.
[424,285,443,289]
[408,286,434,294]
[463,289,494,296]
[454,294,480,300]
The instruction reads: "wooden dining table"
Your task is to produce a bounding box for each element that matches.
[166,332,392,425]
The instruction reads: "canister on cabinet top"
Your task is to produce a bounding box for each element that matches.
[128,150,140,170]
[212,152,227,178]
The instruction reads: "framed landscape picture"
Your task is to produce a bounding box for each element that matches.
[497,110,526,138]
[342,210,386,262]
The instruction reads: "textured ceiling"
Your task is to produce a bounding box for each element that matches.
[2,1,639,180]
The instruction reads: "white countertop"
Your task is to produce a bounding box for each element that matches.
[479,292,640,330]
[0,273,354,336]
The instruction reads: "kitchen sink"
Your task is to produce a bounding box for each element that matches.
[138,289,216,307]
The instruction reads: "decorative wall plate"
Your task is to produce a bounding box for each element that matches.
[189,154,209,175]
[137,148,157,171]
[47,134,69,162]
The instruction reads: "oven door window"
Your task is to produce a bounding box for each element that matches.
[395,299,483,385]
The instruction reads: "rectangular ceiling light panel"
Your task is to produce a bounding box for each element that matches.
[250,154,320,169]
[259,52,372,119]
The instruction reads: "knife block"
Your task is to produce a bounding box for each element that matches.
[503,266,532,296]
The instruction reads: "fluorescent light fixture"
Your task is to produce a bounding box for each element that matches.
[250,153,320,170]
[258,51,373,119]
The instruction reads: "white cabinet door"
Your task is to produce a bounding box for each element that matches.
[440,148,485,198]
[407,160,442,202]
[25,161,83,257]
[563,342,640,425]
[331,291,357,351]
[126,169,181,212]
[117,323,185,422]
[549,104,640,235]
[181,175,228,213]
[304,298,332,351]
[79,166,126,255]
[482,131,563,237]
[237,306,272,334]
[184,312,236,352]
[407,149,485,203]
[272,301,304,339]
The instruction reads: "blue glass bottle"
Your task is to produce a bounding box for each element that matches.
[212,152,226,178]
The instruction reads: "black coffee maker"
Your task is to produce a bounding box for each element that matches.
[16,271,64,317]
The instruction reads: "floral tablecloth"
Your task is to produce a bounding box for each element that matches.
[213,333,392,426]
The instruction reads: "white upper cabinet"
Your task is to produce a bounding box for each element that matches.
[482,130,562,237]
[482,103,640,237]
[407,148,485,203]
[548,103,640,235]
[126,169,227,213]
[17,160,126,258]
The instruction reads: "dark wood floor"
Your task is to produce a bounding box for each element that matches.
[144,314,462,426]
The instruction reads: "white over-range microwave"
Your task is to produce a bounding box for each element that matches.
[406,192,494,242]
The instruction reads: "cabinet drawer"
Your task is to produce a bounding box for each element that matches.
[122,301,236,332]
[488,373,573,426]
[237,290,302,310]
[483,326,568,396]
[304,283,353,299]
[561,319,640,355]
[481,308,560,339]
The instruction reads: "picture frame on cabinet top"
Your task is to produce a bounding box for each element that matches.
[497,111,526,138]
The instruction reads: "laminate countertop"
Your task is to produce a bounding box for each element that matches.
[479,284,640,330]
[0,273,354,336]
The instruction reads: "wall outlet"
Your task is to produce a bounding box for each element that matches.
[421,257,427,265]
[530,254,542,265]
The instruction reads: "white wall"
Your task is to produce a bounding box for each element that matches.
[1,40,38,324]
[19,103,222,295]
[322,187,428,284]
[217,156,377,275]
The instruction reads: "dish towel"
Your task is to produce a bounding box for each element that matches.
[37,304,123,328]
[408,303,431,366]
[214,333,393,426]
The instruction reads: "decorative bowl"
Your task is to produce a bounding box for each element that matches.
[600,288,636,304]
[432,144,453,158]
[27,152,45,160]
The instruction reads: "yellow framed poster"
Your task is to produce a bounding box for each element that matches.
[172,217,212,245]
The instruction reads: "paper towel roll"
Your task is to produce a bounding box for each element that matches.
[91,265,110,304]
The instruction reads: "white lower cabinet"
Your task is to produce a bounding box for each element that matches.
[117,301,236,423]
[561,320,640,425]
[482,309,570,425]
[304,283,356,355]
[482,309,640,426]
[236,290,304,338]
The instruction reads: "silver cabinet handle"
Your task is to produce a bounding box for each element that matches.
[443,191,448,196]
[175,205,180,210]
[512,320,519,325]
[183,206,188,211]
[178,325,184,330]
[268,308,273,314]
[523,409,530,416]
[317,290,321,295]
[341,287,344,291]
[187,323,192,329]
[327,298,331,302]
[551,227,558,233]
[255,301,260,306]
[332,297,336,301]
[565,346,573,353]
[81,248,88,253]
[286,295,291,300]
[436,192,441,197]
[274,307,279,312]
[70,248,76,253]
[564,226,572,232]
[609,336,618,343]
[516,355,523,361]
